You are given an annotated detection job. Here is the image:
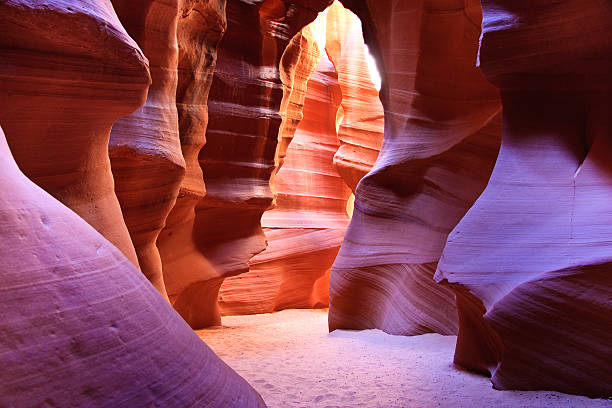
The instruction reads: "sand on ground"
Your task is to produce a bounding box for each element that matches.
[197,309,611,408]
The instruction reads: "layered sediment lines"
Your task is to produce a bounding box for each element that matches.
[436,0,612,397]
[219,53,351,315]
[325,1,383,191]
[156,0,226,327]
[0,0,148,267]
[159,0,332,328]
[110,0,185,299]
[329,0,502,336]
[0,125,265,407]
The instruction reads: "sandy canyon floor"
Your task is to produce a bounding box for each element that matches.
[198,309,610,408]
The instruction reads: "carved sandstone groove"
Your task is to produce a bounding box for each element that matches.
[330,0,501,335]
[436,0,612,397]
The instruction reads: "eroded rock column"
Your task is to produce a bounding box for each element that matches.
[329,0,501,335]
[219,51,351,315]
[0,0,149,267]
[110,0,185,299]
[325,0,383,191]
[157,0,227,327]
[160,0,332,328]
[436,0,612,397]
[0,125,265,407]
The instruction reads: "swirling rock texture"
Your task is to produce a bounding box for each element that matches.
[0,0,147,267]
[219,52,351,315]
[218,3,383,316]
[0,126,265,407]
[156,0,227,327]
[329,0,502,336]
[435,0,612,397]
[109,0,184,299]
[325,0,383,191]
[161,0,331,328]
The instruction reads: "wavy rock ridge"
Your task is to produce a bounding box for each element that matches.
[435,0,612,397]
[329,0,501,336]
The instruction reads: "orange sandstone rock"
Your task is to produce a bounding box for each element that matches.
[219,53,351,315]
[0,0,148,267]
[110,0,185,299]
[159,0,332,328]
[326,0,383,191]
[157,0,227,327]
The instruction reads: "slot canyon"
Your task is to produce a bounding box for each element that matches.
[0,0,610,407]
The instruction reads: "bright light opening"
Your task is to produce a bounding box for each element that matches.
[364,44,382,91]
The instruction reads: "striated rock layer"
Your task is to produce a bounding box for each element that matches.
[436,0,612,397]
[0,126,265,407]
[325,0,383,191]
[219,52,351,315]
[110,0,185,299]
[218,2,383,315]
[329,0,501,335]
[0,0,148,267]
[161,0,332,328]
[157,0,227,327]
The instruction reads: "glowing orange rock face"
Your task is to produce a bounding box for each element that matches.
[326,1,384,191]
[110,0,184,300]
[436,0,612,397]
[0,0,149,268]
[329,0,502,336]
[219,52,351,315]
[156,0,227,328]
[158,0,332,329]
[218,3,384,316]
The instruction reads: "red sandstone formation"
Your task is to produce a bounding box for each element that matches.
[218,3,383,315]
[275,23,323,179]
[0,0,147,267]
[0,126,265,407]
[160,0,332,328]
[435,0,612,397]
[325,1,383,191]
[219,52,351,315]
[110,0,184,299]
[156,0,227,327]
[329,0,502,336]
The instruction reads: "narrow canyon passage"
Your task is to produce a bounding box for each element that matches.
[198,310,609,408]
[1,0,610,406]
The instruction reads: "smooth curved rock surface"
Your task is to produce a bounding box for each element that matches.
[161,0,332,328]
[110,0,185,299]
[157,0,227,327]
[219,52,351,315]
[0,0,148,267]
[325,0,383,191]
[329,0,502,336]
[436,0,612,397]
[0,126,265,407]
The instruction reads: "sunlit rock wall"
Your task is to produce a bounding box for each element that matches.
[219,52,350,315]
[159,0,332,328]
[218,3,383,315]
[110,0,184,299]
[326,0,383,191]
[330,0,502,336]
